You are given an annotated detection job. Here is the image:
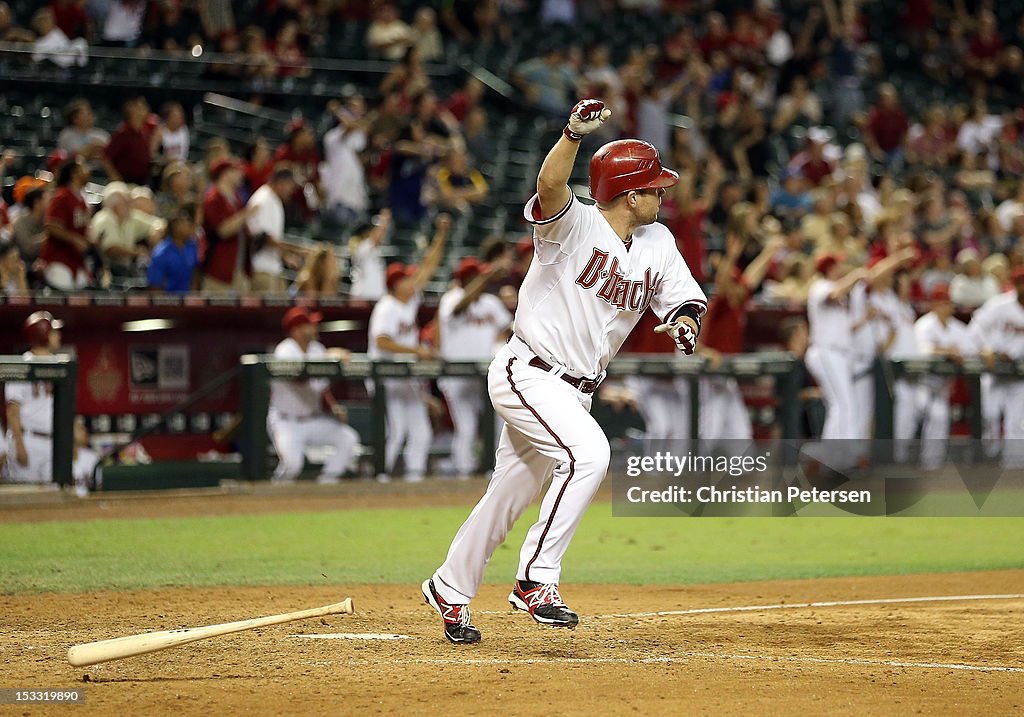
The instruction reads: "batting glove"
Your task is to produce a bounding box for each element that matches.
[564,99,612,142]
[655,319,698,355]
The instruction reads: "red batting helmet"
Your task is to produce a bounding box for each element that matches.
[24,311,63,347]
[589,139,679,204]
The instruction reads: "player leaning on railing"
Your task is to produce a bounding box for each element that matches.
[422,99,708,644]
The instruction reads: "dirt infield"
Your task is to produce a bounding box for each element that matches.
[4,570,1023,716]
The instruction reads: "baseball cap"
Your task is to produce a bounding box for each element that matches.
[930,285,952,302]
[386,262,416,291]
[815,254,839,275]
[209,157,244,181]
[103,181,130,202]
[282,307,322,333]
[453,257,483,284]
[25,310,64,331]
[13,176,47,205]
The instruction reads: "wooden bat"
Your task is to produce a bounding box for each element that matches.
[67,597,353,667]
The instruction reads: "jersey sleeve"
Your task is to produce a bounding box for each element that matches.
[368,301,395,343]
[4,381,30,405]
[968,300,1000,352]
[493,295,513,327]
[914,317,936,354]
[522,192,588,257]
[437,290,461,321]
[806,279,830,310]
[273,339,303,359]
[650,243,708,325]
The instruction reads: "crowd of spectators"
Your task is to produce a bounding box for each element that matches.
[1,0,1024,312]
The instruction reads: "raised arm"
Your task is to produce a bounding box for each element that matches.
[537,99,611,217]
[368,208,392,247]
[867,246,917,283]
[411,213,451,290]
[827,267,868,301]
[742,236,786,288]
[453,258,512,315]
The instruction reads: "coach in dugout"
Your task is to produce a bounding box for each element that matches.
[267,307,361,484]
[4,312,62,484]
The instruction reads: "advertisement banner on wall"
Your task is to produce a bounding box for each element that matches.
[75,340,239,415]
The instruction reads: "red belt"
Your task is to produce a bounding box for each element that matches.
[527,357,601,394]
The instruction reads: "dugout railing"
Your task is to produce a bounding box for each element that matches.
[881,356,1024,440]
[237,352,802,481]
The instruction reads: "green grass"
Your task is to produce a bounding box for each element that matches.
[1,503,1022,594]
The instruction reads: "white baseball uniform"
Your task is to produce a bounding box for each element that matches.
[969,291,1014,457]
[969,291,1024,467]
[368,292,432,481]
[432,192,706,603]
[349,239,386,301]
[849,282,881,443]
[4,352,54,483]
[268,338,360,483]
[869,287,920,459]
[805,278,857,438]
[804,277,860,469]
[914,312,972,470]
[438,286,512,477]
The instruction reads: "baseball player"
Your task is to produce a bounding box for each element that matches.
[868,265,920,461]
[914,285,972,470]
[423,99,707,644]
[805,250,912,467]
[4,312,62,483]
[697,233,784,444]
[970,267,1024,467]
[348,209,391,302]
[268,307,360,484]
[367,214,449,483]
[437,256,513,479]
[805,254,867,467]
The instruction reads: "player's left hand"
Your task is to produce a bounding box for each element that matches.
[564,99,611,141]
[655,318,698,355]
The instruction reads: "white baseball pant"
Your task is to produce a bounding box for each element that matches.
[980,374,1006,458]
[626,376,691,440]
[917,378,951,470]
[438,377,483,477]
[433,343,609,603]
[383,378,432,480]
[268,410,360,483]
[4,431,53,483]
[804,346,859,468]
[698,376,751,442]
[1001,379,1024,469]
[892,377,919,463]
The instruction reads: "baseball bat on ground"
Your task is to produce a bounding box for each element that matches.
[67,597,354,667]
